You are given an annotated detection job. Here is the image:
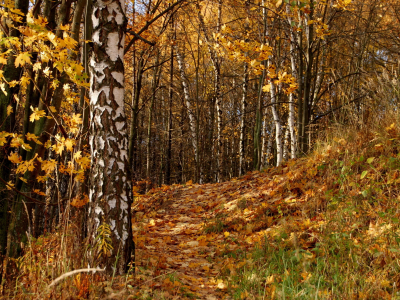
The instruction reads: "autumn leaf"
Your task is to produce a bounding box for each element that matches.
[59,23,70,31]
[6,181,14,190]
[15,52,31,67]
[65,138,75,152]
[262,84,271,92]
[7,105,13,116]
[52,142,64,156]
[73,150,82,160]
[41,159,57,174]
[30,106,46,122]
[25,132,42,145]
[8,152,22,164]
[76,155,91,169]
[71,194,89,208]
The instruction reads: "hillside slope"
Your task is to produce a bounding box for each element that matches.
[5,123,400,299]
[131,124,400,299]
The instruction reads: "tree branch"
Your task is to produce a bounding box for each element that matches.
[124,0,187,53]
[127,30,156,46]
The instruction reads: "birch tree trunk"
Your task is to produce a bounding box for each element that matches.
[196,0,223,182]
[286,4,297,159]
[175,46,198,180]
[89,0,133,274]
[239,63,248,176]
[269,80,283,166]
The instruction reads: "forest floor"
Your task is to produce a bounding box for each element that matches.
[129,126,400,299]
[5,123,400,299]
[130,158,329,299]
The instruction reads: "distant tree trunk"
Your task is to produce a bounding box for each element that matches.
[165,35,174,185]
[266,122,275,166]
[128,56,144,179]
[239,63,248,176]
[175,46,198,182]
[286,3,297,159]
[146,53,160,190]
[269,79,282,166]
[196,0,222,182]
[88,0,133,274]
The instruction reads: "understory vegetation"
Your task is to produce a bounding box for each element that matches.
[4,96,400,299]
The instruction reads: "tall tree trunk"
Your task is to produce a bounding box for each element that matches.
[88,0,133,274]
[175,46,198,181]
[146,53,160,190]
[128,56,144,179]
[196,0,223,182]
[165,33,174,185]
[239,63,248,176]
[286,4,297,159]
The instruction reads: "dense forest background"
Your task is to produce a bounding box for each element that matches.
[1,0,400,298]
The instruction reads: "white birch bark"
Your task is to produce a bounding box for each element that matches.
[239,63,248,176]
[283,126,290,161]
[286,4,297,159]
[175,46,198,164]
[269,80,283,166]
[89,0,132,274]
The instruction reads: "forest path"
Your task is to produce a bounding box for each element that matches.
[132,157,327,299]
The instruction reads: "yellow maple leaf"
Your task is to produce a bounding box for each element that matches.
[73,150,82,160]
[6,180,14,190]
[7,105,13,116]
[65,138,75,152]
[52,143,64,156]
[33,62,41,72]
[8,152,22,164]
[20,76,30,87]
[59,23,70,31]
[43,67,52,77]
[33,189,46,196]
[41,159,57,174]
[25,132,42,144]
[71,194,89,207]
[76,155,91,169]
[263,84,271,92]
[29,106,46,122]
[15,52,31,67]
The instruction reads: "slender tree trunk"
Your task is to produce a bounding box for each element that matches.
[196,0,223,182]
[146,54,160,190]
[239,63,248,176]
[286,4,297,159]
[175,46,198,182]
[165,30,174,185]
[269,79,282,166]
[128,56,144,179]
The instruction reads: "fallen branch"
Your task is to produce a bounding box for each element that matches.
[47,267,106,289]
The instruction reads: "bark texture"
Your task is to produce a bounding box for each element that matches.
[89,0,133,274]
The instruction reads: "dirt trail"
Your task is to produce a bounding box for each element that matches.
[132,159,327,299]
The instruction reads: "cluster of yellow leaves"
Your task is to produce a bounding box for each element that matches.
[70,194,89,208]
[0,132,36,151]
[263,70,298,94]
[218,26,298,95]
[62,113,83,135]
[0,10,92,188]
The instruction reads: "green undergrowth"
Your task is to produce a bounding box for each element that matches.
[219,119,400,299]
